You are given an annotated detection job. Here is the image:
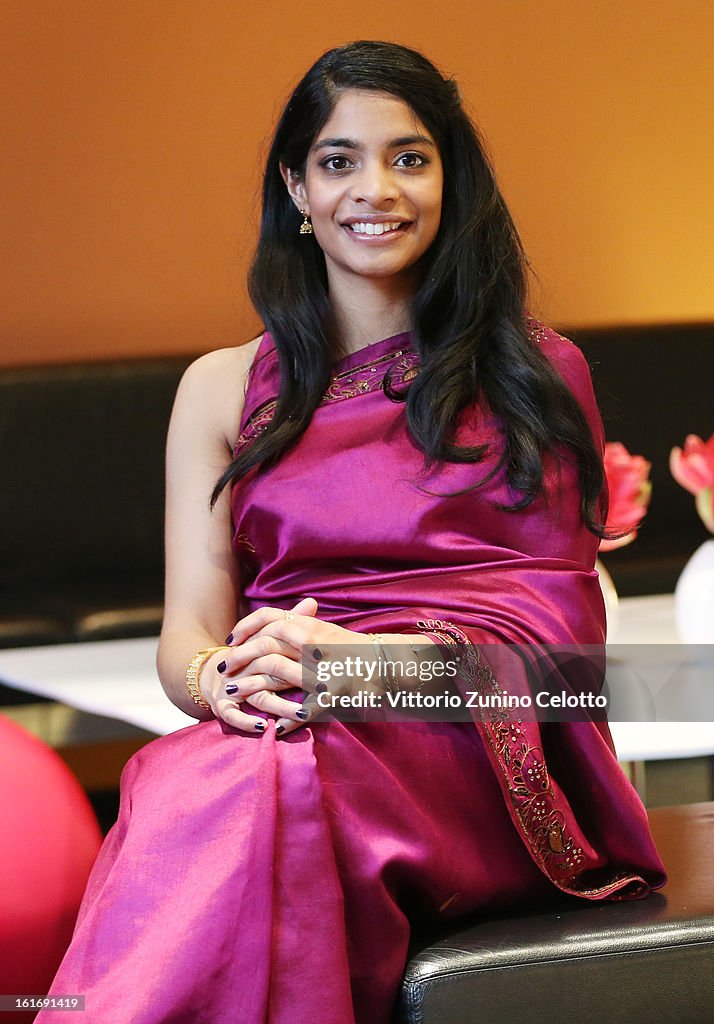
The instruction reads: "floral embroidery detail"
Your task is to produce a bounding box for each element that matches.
[416,617,649,898]
[233,346,419,454]
[480,656,648,896]
[233,321,555,453]
[323,349,417,400]
[467,646,595,885]
[416,619,479,682]
[233,400,275,452]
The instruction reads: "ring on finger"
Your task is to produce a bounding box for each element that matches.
[284,610,295,621]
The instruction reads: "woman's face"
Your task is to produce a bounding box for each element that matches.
[282,89,444,288]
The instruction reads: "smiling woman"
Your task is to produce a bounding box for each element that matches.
[37,40,667,1024]
[280,91,443,310]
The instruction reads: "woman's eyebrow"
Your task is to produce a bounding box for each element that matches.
[310,134,437,152]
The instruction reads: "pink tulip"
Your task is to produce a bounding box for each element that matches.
[599,441,652,552]
[669,433,714,495]
[670,433,714,534]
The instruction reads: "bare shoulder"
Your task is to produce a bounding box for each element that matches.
[180,334,263,387]
[173,334,264,453]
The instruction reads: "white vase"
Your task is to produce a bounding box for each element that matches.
[595,557,620,642]
[675,539,714,643]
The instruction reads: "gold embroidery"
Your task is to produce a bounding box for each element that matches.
[525,315,573,348]
[233,320,553,453]
[417,618,649,898]
[233,346,418,453]
[438,892,462,913]
[478,657,648,896]
[235,532,256,554]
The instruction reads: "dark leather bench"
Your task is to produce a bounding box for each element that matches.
[396,802,714,1024]
[0,355,193,655]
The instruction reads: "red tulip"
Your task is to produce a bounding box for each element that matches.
[599,441,652,552]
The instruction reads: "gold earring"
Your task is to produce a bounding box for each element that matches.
[299,208,313,235]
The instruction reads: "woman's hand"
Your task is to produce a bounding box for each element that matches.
[197,598,317,732]
[224,601,384,737]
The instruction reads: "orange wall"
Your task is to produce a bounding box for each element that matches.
[2,1,713,367]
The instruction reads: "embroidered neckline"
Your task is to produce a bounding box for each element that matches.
[330,330,413,373]
[325,347,419,400]
[232,318,559,455]
[233,343,419,453]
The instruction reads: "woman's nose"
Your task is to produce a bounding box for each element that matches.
[349,161,399,205]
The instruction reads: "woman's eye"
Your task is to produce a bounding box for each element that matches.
[395,152,427,168]
[321,155,353,172]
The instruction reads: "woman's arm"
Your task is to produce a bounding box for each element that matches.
[156,338,261,719]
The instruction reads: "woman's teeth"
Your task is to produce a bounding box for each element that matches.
[348,222,405,235]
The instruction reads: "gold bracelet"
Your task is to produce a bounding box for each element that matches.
[185,646,230,709]
[367,633,400,695]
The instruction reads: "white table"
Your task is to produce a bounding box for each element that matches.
[0,594,712,765]
[0,636,193,738]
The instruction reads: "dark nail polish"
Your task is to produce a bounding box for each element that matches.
[225,683,239,694]
[254,721,266,731]
[312,647,323,661]
[217,660,227,674]
[225,633,234,645]
[296,709,308,720]
[276,724,285,734]
[315,682,328,693]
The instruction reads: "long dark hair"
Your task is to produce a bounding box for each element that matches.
[211,40,611,539]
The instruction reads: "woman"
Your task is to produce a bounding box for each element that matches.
[39,41,666,1024]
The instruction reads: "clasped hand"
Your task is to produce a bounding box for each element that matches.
[205,598,384,737]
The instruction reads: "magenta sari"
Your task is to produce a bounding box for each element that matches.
[39,319,666,1024]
